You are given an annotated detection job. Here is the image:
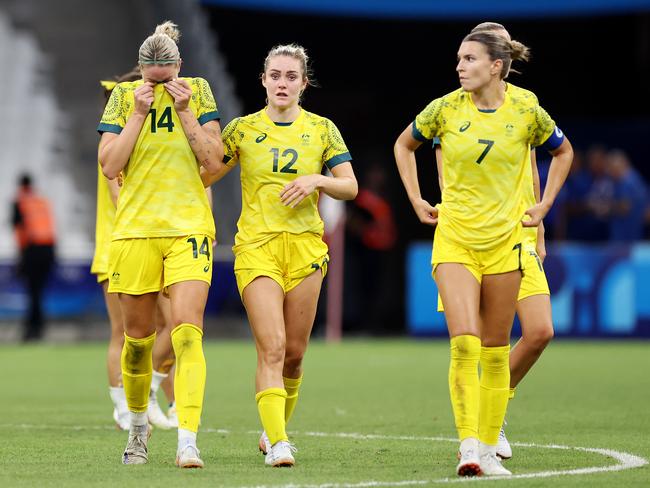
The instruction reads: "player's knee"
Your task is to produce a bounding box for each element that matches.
[283,348,305,375]
[259,336,286,366]
[526,323,554,351]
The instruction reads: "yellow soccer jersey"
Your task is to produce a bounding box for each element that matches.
[222,108,351,253]
[97,77,219,240]
[509,85,541,246]
[414,83,555,251]
[90,163,115,276]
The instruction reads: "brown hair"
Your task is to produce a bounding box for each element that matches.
[463,30,530,78]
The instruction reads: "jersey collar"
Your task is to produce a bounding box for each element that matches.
[262,107,305,127]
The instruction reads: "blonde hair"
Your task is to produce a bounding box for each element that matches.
[463,30,530,79]
[138,21,181,65]
[262,44,317,87]
[471,22,508,35]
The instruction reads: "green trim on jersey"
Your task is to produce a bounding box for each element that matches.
[97,123,122,135]
[198,110,220,125]
[411,122,427,142]
[325,152,352,169]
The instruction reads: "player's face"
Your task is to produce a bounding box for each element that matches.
[456,41,499,92]
[140,63,180,84]
[262,56,307,109]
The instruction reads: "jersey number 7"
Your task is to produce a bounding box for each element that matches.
[476,139,495,164]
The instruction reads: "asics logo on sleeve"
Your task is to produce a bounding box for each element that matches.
[459,121,471,132]
[255,133,268,143]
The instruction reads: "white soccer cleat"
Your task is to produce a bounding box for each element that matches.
[479,442,512,476]
[147,391,172,429]
[456,438,482,477]
[258,431,271,455]
[167,402,178,428]
[265,440,296,467]
[113,407,130,431]
[122,425,150,465]
[496,425,512,460]
[176,444,204,469]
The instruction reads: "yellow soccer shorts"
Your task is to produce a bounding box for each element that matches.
[90,255,109,284]
[434,231,549,312]
[95,272,109,284]
[432,224,524,281]
[234,232,329,296]
[517,241,550,300]
[108,235,213,295]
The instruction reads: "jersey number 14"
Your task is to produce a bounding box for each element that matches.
[149,107,175,133]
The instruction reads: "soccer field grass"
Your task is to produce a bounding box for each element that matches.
[1,339,648,487]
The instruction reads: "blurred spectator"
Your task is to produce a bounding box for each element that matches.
[344,164,397,332]
[11,174,56,341]
[607,149,647,241]
[553,149,589,239]
[579,145,615,241]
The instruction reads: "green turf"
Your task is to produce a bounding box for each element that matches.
[0,339,648,487]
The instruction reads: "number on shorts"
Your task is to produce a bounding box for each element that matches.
[187,237,211,260]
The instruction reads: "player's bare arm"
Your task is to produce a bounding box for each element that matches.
[165,79,225,175]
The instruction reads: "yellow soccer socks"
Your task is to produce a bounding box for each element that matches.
[171,324,206,433]
[479,345,511,445]
[121,332,155,415]
[283,375,303,424]
[256,388,288,445]
[448,335,481,440]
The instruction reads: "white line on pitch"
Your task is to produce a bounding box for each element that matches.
[1,424,647,485]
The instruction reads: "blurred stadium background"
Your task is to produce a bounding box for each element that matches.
[0,0,649,342]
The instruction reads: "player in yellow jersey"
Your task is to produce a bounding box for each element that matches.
[394,29,573,477]
[432,23,557,462]
[202,44,357,467]
[97,21,223,468]
[95,73,215,432]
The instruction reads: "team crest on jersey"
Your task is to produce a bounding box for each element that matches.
[255,133,267,143]
[505,123,515,137]
[459,121,471,132]
[301,133,311,145]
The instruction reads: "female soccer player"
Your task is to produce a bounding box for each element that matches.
[94,72,176,431]
[433,22,558,461]
[97,21,223,468]
[394,30,572,476]
[202,44,357,467]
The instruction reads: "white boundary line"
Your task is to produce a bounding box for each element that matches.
[1,425,647,485]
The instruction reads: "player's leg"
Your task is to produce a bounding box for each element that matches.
[243,276,294,467]
[435,263,482,477]
[103,279,129,430]
[259,268,323,463]
[148,293,175,429]
[167,279,209,468]
[498,248,553,459]
[477,270,520,476]
[118,291,158,464]
[511,296,553,389]
[110,237,163,465]
[163,233,213,468]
